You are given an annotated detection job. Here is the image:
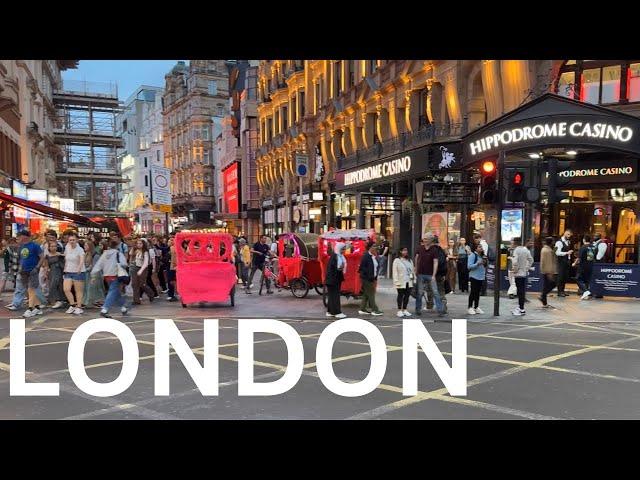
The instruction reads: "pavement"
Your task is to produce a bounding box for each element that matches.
[0,277,639,420]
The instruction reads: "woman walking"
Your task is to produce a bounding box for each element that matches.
[63,233,86,315]
[446,239,458,293]
[92,240,130,318]
[467,242,486,315]
[325,242,347,319]
[129,239,155,304]
[392,247,414,318]
[44,240,66,309]
[456,238,471,293]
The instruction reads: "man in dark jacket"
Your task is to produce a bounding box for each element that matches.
[358,242,383,316]
[325,242,347,319]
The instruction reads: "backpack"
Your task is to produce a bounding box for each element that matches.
[435,245,447,277]
[585,245,595,263]
[596,238,614,263]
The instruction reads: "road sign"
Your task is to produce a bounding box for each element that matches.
[150,166,171,206]
[295,153,308,177]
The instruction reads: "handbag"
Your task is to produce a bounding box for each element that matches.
[116,252,130,285]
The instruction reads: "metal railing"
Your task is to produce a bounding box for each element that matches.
[57,79,118,99]
[337,121,466,170]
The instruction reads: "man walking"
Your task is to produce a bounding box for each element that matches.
[573,235,596,300]
[358,241,383,316]
[18,231,45,318]
[555,229,573,297]
[539,236,557,308]
[247,235,272,294]
[511,237,534,316]
[414,232,445,317]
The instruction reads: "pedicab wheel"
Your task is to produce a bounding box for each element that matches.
[290,278,309,298]
[314,284,324,296]
[230,285,236,306]
[322,284,328,307]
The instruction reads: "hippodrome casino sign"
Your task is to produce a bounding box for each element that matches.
[7,318,467,398]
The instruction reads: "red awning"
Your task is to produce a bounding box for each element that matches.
[0,191,98,226]
[89,217,134,237]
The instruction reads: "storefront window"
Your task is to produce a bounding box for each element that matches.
[628,63,640,102]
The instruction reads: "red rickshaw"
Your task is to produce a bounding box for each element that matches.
[318,229,376,307]
[271,232,323,298]
[175,232,237,308]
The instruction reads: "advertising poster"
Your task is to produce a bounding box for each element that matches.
[501,209,523,241]
[422,212,448,241]
[590,264,640,297]
[223,162,239,214]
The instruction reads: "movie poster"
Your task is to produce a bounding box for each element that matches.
[501,209,523,241]
[422,212,448,241]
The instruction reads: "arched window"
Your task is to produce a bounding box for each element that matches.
[556,60,640,105]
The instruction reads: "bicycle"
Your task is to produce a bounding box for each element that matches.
[258,257,283,295]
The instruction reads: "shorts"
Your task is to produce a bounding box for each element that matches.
[20,269,40,289]
[64,272,86,281]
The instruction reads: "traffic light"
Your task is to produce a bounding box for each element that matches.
[479,159,497,203]
[507,169,526,202]
[547,158,571,203]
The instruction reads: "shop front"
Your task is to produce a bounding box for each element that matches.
[334,142,464,256]
[461,93,640,295]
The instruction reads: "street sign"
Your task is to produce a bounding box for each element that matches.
[150,166,171,207]
[295,153,308,177]
[420,182,479,204]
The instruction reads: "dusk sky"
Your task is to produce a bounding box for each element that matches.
[61,60,185,101]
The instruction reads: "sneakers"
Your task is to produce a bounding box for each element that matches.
[581,290,591,300]
[33,307,43,315]
[397,310,405,318]
[512,308,525,316]
[402,310,412,317]
[474,307,484,314]
[66,305,76,314]
[121,306,129,315]
[467,307,477,315]
[22,308,36,318]
[161,289,169,294]
[334,313,347,319]
[6,304,18,311]
[73,307,84,315]
[100,309,112,318]
[371,311,383,316]
[326,312,334,317]
[51,301,65,309]
[358,310,371,315]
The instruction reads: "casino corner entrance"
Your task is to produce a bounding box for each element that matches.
[462,93,640,299]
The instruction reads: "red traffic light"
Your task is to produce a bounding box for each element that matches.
[481,161,496,174]
[513,172,524,185]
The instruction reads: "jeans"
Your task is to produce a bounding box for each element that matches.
[11,275,46,308]
[415,274,443,313]
[540,274,556,306]
[469,278,482,309]
[248,264,270,290]
[396,284,411,310]
[103,278,129,312]
[515,277,527,310]
[576,268,592,294]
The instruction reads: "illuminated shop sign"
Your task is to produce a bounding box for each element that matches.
[543,159,637,185]
[469,122,633,156]
[343,156,411,186]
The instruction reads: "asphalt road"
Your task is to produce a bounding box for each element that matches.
[1,280,639,420]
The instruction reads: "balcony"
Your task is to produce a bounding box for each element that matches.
[337,121,467,171]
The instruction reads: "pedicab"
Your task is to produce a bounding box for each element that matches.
[318,229,376,307]
[271,232,323,298]
[175,232,237,308]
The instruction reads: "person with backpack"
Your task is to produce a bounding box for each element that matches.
[573,234,596,300]
[591,233,612,299]
[91,240,130,318]
[467,242,486,315]
[511,237,534,316]
[414,232,445,318]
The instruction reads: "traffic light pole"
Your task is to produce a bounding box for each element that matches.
[493,150,505,316]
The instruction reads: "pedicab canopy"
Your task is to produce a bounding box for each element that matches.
[277,232,319,259]
[319,229,376,242]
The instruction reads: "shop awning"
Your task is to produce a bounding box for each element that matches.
[0,191,98,226]
[89,217,134,237]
